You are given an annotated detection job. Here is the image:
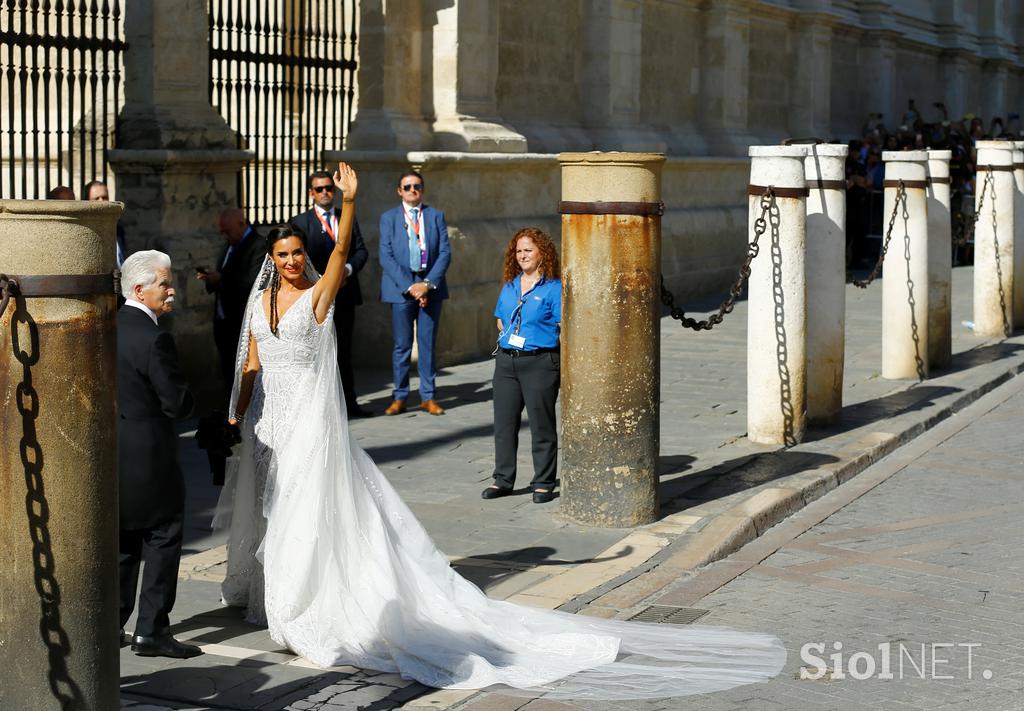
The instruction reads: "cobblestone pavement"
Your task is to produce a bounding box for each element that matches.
[476,370,1023,711]
[119,268,1024,710]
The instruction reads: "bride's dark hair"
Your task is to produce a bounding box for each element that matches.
[265,225,307,336]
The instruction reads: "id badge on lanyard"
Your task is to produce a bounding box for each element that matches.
[508,280,540,349]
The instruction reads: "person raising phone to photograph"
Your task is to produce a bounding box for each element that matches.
[197,208,266,391]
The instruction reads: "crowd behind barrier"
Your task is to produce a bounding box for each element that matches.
[844,99,1016,272]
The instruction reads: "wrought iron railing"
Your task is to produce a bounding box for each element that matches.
[209,0,358,225]
[0,0,126,200]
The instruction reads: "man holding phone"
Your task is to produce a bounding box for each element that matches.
[197,208,265,391]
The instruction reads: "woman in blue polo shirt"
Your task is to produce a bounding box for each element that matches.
[483,227,562,504]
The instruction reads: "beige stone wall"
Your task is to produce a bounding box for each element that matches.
[639,1,701,132]
[496,0,584,141]
[328,151,746,368]
[746,11,795,143]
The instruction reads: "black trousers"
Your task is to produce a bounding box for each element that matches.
[334,299,360,412]
[492,350,560,490]
[119,514,184,637]
[214,317,241,395]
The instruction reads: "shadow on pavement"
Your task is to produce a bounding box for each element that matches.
[358,373,493,415]
[658,449,839,514]
[945,340,1024,372]
[805,384,960,440]
[363,421,494,465]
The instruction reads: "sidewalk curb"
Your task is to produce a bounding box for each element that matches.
[577,348,1024,614]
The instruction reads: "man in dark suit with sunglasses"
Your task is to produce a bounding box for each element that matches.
[379,170,451,416]
[290,169,371,418]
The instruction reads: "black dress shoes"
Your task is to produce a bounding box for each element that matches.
[131,633,203,659]
[481,485,513,500]
[532,489,556,504]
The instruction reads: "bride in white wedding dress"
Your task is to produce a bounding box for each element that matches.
[215,163,786,699]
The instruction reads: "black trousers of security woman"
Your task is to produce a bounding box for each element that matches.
[492,348,560,491]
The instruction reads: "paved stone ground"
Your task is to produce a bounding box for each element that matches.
[538,358,1024,711]
[118,267,1024,710]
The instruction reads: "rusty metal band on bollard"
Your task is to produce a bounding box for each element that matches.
[0,272,119,317]
[976,164,1016,172]
[927,177,951,185]
[747,184,808,198]
[558,201,665,216]
[883,179,928,189]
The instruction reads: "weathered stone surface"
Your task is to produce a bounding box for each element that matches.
[0,199,122,711]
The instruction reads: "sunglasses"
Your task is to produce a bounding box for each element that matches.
[401,183,423,192]
[313,185,335,194]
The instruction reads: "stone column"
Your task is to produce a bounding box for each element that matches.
[747,146,807,446]
[981,61,1010,122]
[109,0,252,405]
[791,19,834,140]
[926,150,953,369]
[804,143,847,426]
[699,1,759,156]
[940,50,972,121]
[1013,141,1024,329]
[559,152,664,527]
[973,141,1016,338]
[429,0,527,152]
[345,0,434,150]
[861,33,897,125]
[881,150,930,380]
[581,0,665,151]
[0,200,122,710]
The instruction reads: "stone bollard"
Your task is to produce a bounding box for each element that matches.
[973,141,1016,338]
[559,152,664,527]
[1013,141,1024,330]
[804,143,847,426]
[0,200,122,710]
[926,149,953,369]
[747,146,807,446]
[882,150,930,380]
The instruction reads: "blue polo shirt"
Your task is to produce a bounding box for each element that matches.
[494,276,562,350]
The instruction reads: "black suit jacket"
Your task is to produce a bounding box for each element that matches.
[289,208,369,306]
[207,227,266,334]
[117,306,195,530]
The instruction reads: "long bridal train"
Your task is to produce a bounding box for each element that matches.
[215,258,786,700]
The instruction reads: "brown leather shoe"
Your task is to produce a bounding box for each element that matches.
[384,399,407,416]
[418,399,445,416]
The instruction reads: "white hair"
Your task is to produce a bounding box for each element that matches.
[121,250,172,299]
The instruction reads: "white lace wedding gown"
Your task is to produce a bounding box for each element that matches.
[215,263,786,699]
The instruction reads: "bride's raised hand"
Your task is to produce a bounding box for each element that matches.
[333,161,358,200]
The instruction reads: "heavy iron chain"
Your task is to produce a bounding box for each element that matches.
[953,169,994,247]
[989,173,1011,337]
[853,180,907,288]
[0,274,16,317]
[660,188,776,330]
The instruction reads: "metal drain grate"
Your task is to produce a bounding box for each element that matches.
[628,605,710,625]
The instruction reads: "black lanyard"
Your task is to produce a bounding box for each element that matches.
[512,277,543,334]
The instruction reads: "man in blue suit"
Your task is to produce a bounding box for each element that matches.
[379,170,451,416]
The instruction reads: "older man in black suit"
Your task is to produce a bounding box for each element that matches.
[197,208,266,390]
[117,250,201,659]
[290,169,371,417]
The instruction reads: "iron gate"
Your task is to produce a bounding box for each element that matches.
[0,1,126,200]
[209,0,357,225]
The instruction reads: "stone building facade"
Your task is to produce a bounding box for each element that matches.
[341,0,1024,381]
[35,0,1022,402]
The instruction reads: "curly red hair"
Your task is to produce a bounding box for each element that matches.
[501,227,561,283]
